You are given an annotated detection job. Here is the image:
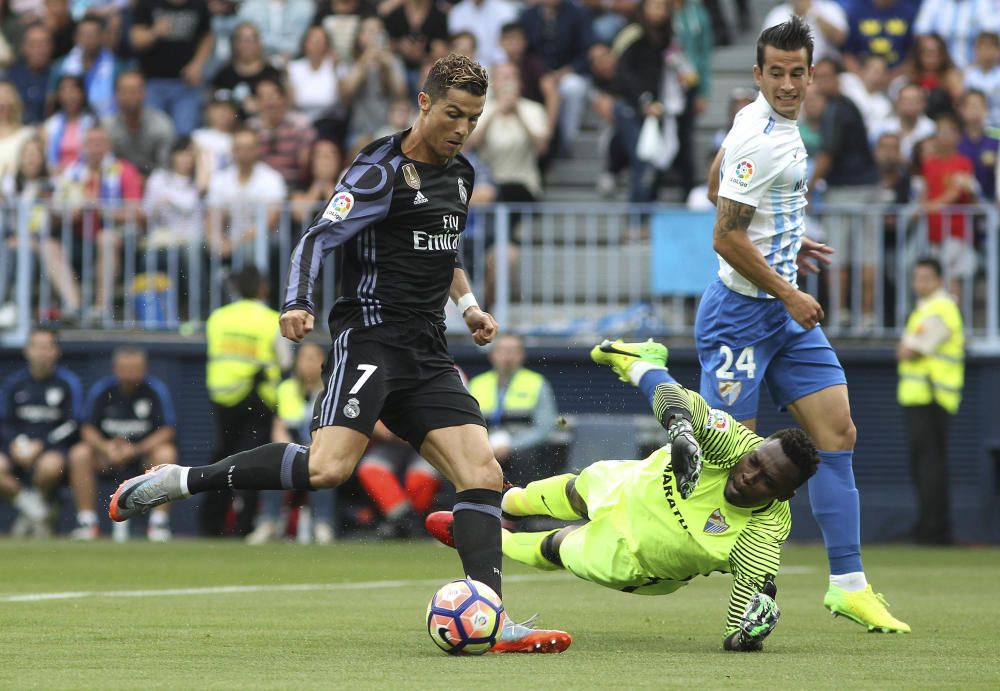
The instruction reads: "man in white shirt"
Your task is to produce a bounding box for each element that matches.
[447,0,518,67]
[206,127,287,260]
[761,0,848,63]
[870,83,936,158]
[914,0,1000,68]
[839,54,893,138]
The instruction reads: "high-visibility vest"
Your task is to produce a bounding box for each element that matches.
[206,299,281,408]
[897,293,964,413]
[468,368,545,429]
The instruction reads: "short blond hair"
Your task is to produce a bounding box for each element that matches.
[422,53,489,101]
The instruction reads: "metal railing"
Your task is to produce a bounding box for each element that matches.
[2,200,998,351]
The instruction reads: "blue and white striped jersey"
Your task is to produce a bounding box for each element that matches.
[717,93,809,299]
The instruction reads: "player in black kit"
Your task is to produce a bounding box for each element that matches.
[109,54,570,654]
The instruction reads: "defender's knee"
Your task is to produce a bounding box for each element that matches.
[457,457,502,492]
[308,452,356,489]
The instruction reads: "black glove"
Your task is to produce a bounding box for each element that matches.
[666,416,702,499]
[724,577,780,652]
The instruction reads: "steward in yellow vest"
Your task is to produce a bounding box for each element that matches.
[468,334,559,485]
[896,257,963,545]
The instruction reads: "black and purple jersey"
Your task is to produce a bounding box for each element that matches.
[282,130,475,329]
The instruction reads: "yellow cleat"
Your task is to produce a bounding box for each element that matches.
[589,339,669,382]
[823,584,911,633]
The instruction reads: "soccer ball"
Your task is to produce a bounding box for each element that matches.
[426,578,505,655]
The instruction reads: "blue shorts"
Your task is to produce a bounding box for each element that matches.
[694,278,846,421]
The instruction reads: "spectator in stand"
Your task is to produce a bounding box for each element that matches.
[42,0,75,59]
[468,333,559,487]
[840,54,893,138]
[290,138,343,226]
[50,14,120,118]
[874,132,911,206]
[129,0,213,138]
[70,0,126,50]
[238,0,314,66]
[761,0,847,63]
[612,0,681,202]
[669,0,712,194]
[0,82,36,179]
[468,61,550,203]
[356,420,443,539]
[447,0,517,67]
[962,31,1000,127]
[247,341,335,544]
[69,345,178,540]
[957,89,999,200]
[210,21,282,117]
[205,126,286,262]
[42,74,95,172]
[798,87,825,158]
[312,0,375,65]
[914,0,1000,70]
[893,33,963,120]
[841,0,919,77]
[103,70,175,177]
[589,42,628,197]
[809,57,880,329]
[143,137,202,252]
[498,22,558,136]
[383,0,449,96]
[372,93,413,139]
[920,113,978,298]
[205,0,241,74]
[1,137,81,315]
[711,85,754,149]
[0,327,81,537]
[519,0,592,156]
[579,0,636,45]
[191,97,236,192]
[449,30,477,59]
[55,125,143,319]
[6,23,55,124]
[250,77,315,189]
[287,25,341,125]
[874,83,937,160]
[339,16,406,147]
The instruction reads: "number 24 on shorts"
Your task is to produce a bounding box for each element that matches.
[716,346,756,380]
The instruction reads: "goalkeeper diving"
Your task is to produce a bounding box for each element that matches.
[426,339,819,651]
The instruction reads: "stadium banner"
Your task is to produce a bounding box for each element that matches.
[650,210,717,295]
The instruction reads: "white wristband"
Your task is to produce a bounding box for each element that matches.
[456,292,479,315]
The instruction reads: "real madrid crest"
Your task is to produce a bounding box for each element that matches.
[343,397,361,419]
[402,163,421,190]
[458,177,468,204]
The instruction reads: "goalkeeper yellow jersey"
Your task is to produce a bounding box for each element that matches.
[625,383,791,632]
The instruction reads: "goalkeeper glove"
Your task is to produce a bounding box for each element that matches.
[666,416,702,499]
[725,578,780,652]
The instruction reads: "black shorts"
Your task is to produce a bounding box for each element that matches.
[311,319,486,450]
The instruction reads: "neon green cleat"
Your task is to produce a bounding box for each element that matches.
[823,585,911,633]
[589,339,669,383]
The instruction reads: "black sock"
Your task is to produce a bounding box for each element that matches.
[187,443,312,494]
[452,488,503,598]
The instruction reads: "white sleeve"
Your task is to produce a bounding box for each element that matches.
[818,1,848,33]
[716,133,782,208]
[913,0,937,34]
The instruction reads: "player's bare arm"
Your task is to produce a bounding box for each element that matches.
[707,147,725,206]
[450,267,498,345]
[714,197,824,330]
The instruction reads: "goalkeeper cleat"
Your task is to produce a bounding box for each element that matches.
[109,464,187,522]
[823,585,911,633]
[491,615,572,654]
[590,339,669,382]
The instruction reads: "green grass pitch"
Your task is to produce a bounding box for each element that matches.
[1,541,998,689]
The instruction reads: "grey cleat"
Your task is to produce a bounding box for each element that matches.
[109,465,188,522]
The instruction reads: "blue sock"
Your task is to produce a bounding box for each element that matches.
[638,368,677,408]
[808,450,863,575]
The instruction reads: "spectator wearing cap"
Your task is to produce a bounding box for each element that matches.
[914,0,1000,69]
[103,70,175,177]
[129,0,213,138]
[5,23,55,124]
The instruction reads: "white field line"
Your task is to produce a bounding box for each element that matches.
[0,567,816,604]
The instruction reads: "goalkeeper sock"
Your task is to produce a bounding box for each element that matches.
[502,529,562,571]
[502,474,581,520]
[186,443,312,494]
[637,368,678,410]
[808,450,864,577]
[453,488,503,597]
